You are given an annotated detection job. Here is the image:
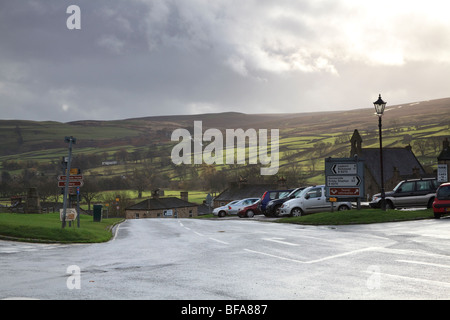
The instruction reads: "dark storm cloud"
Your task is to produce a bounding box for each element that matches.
[1,0,450,121]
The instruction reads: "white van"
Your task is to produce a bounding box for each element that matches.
[279,185,351,216]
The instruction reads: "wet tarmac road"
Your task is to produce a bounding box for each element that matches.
[1,217,450,299]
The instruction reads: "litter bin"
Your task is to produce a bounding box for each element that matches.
[93,204,102,222]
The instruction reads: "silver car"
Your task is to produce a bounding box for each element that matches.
[212,200,239,217]
[279,185,351,216]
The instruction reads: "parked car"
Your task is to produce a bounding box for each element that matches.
[212,200,239,217]
[279,185,351,216]
[260,188,294,216]
[227,198,260,215]
[265,187,306,217]
[237,199,262,218]
[369,178,439,209]
[433,182,450,219]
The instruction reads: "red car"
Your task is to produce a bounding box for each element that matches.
[237,200,262,218]
[433,182,450,219]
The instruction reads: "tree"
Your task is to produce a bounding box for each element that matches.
[81,177,102,212]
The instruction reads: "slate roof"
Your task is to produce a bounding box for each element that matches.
[438,138,450,161]
[214,183,287,201]
[359,147,426,187]
[126,197,197,210]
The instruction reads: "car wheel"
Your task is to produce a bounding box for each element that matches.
[385,200,394,210]
[218,210,226,217]
[247,210,254,218]
[291,208,303,217]
[274,205,281,217]
[427,198,435,209]
[338,205,349,211]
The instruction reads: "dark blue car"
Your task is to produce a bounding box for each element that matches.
[259,189,294,216]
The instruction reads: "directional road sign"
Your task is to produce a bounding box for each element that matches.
[329,187,360,197]
[58,175,83,181]
[327,175,362,187]
[58,180,84,187]
[331,163,357,175]
[325,157,365,200]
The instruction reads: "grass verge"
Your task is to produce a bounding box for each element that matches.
[0,212,123,243]
[276,208,434,225]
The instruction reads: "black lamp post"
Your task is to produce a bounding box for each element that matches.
[373,94,387,211]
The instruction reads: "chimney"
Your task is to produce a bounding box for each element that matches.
[152,189,160,199]
[180,191,188,202]
[238,176,248,189]
[278,176,287,188]
[444,138,449,151]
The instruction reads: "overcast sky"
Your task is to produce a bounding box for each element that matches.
[1,0,450,122]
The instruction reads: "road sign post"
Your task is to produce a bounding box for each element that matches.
[61,136,76,229]
[325,156,365,207]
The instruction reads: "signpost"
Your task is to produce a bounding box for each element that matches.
[438,164,448,183]
[325,157,365,208]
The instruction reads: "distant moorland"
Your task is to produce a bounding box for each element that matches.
[1,97,449,206]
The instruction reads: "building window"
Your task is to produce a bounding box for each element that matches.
[189,210,193,217]
[135,213,140,219]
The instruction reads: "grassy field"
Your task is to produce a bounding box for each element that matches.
[0,213,123,243]
[0,98,448,195]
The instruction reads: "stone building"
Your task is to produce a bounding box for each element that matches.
[125,192,198,219]
[349,129,428,199]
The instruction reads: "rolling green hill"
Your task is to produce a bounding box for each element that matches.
[1,97,449,196]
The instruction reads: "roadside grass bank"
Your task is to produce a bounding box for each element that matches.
[0,212,123,243]
[198,208,435,225]
[276,208,435,225]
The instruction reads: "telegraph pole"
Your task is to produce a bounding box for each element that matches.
[62,136,76,228]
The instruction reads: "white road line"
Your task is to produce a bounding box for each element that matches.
[193,231,204,236]
[364,270,450,288]
[244,249,305,264]
[396,260,450,269]
[209,238,229,245]
[304,247,378,264]
[244,247,379,264]
[262,237,298,246]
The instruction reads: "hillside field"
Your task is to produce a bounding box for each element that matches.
[0,97,449,204]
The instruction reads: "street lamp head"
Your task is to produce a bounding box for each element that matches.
[373,94,387,116]
[64,136,77,144]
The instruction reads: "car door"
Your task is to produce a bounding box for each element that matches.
[303,187,326,213]
[393,181,416,207]
[414,180,434,207]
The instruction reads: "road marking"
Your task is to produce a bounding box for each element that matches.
[244,247,378,264]
[209,238,229,245]
[304,247,378,264]
[193,231,204,236]
[364,270,450,288]
[396,260,450,269]
[262,237,299,246]
[244,249,305,264]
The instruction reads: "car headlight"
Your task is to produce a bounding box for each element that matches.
[282,203,290,209]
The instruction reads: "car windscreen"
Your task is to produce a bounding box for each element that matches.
[437,186,450,200]
[296,188,310,198]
